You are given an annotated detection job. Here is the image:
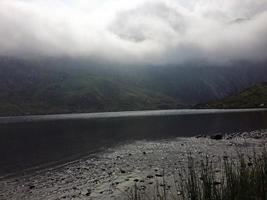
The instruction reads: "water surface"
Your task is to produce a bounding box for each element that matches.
[0,109,267,178]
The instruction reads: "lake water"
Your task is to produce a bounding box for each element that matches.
[0,109,267,178]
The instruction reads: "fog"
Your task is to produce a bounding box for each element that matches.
[0,0,267,65]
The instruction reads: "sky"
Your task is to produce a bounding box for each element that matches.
[0,0,267,65]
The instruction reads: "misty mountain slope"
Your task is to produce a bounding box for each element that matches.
[0,57,267,116]
[0,57,180,116]
[128,64,267,104]
[202,82,267,109]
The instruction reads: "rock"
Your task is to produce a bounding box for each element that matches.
[72,186,78,190]
[120,169,126,174]
[146,175,153,179]
[155,174,163,177]
[143,151,146,155]
[213,181,221,185]
[210,134,223,140]
[93,179,99,183]
[81,189,91,196]
[28,185,35,190]
[140,186,146,190]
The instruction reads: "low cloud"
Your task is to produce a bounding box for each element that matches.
[0,0,266,65]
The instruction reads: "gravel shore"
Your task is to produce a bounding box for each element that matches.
[0,130,266,200]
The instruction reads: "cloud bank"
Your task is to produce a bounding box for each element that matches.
[0,0,267,65]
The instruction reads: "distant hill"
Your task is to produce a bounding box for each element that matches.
[0,56,267,116]
[201,83,267,109]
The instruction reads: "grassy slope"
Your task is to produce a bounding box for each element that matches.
[204,83,267,109]
[0,59,180,116]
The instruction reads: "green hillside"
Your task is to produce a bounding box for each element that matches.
[203,83,267,109]
[0,58,181,116]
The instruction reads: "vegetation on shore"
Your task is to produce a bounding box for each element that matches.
[127,149,267,200]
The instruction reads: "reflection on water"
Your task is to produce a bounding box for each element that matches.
[0,109,267,177]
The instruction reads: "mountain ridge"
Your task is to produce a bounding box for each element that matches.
[0,57,267,116]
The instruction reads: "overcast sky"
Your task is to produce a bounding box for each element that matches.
[0,0,267,65]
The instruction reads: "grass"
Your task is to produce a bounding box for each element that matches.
[126,148,267,200]
[205,82,267,109]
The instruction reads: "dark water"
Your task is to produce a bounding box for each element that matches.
[0,109,267,178]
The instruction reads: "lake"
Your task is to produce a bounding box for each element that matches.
[0,109,267,178]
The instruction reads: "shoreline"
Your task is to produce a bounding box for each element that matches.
[0,130,266,200]
[1,108,267,124]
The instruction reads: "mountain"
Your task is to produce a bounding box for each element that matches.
[200,83,267,109]
[0,56,267,116]
[0,57,180,116]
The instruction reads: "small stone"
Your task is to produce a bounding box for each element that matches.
[140,186,146,190]
[28,185,35,190]
[72,186,78,190]
[210,134,223,140]
[147,175,153,179]
[213,181,221,185]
